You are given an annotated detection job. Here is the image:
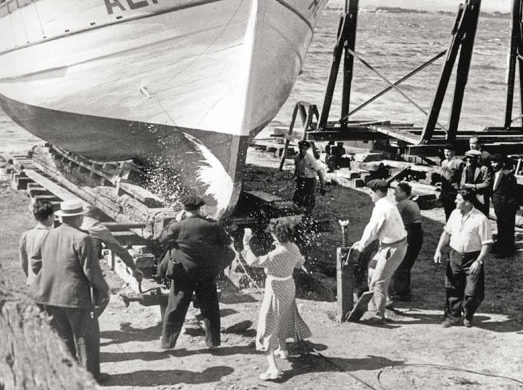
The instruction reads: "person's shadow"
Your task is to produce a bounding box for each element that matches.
[101,342,259,363]
[271,341,404,384]
[386,308,521,332]
[101,366,234,387]
[100,322,161,346]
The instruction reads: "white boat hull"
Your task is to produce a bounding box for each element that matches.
[0,0,327,218]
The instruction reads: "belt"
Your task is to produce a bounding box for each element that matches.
[450,248,481,256]
[267,274,292,282]
[380,237,407,248]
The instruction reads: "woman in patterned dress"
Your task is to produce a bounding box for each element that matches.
[242,218,311,380]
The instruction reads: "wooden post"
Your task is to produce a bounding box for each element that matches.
[504,0,520,128]
[279,103,300,171]
[447,0,481,140]
[336,247,354,322]
[341,0,359,121]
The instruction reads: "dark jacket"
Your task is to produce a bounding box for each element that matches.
[30,224,109,308]
[461,164,492,208]
[492,169,519,212]
[158,215,231,279]
[440,158,464,196]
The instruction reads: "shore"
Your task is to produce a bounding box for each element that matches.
[1,148,522,389]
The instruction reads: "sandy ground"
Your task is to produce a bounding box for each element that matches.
[1,149,523,389]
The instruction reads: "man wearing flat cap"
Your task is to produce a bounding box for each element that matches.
[461,149,492,216]
[30,199,110,383]
[158,195,232,350]
[491,155,519,258]
[293,140,326,215]
[352,180,408,323]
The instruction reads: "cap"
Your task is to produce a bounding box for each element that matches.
[298,140,310,148]
[181,195,206,211]
[464,149,481,158]
[491,154,505,163]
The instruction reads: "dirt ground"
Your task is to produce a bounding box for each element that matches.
[1,148,523,390]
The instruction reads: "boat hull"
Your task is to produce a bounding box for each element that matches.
[0,0,327,217]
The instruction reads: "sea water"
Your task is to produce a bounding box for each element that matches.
[0,7,516,153]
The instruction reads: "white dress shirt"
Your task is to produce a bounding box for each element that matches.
[295,151,320,179]
[355,197,407,251]
[444,207,493,253]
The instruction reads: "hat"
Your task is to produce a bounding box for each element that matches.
[464,149,481,158]
[298,140,310,148]
[56,199,86,217]
[443,143,456,151]
[367,179,389,193]
[491,154,505,163]
[181,195,206,211]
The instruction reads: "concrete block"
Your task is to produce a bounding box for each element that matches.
[351,179,365,188]
[12,175,32,190]
[33,194,61,203]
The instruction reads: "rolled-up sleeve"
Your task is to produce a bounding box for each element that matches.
[478,218,494,245]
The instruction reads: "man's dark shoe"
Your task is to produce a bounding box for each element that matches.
[463,319,473,328]
[95,373,111,383]
[160,337,175,350]
[441,318,458,328]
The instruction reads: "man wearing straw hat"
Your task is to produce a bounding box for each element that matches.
[30,199,110,383]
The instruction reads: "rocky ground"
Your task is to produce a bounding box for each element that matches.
[1,148,522,389]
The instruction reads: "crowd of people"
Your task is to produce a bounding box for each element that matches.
[20,196,312,382]
[290,136,518,330]
[17,135,519,383]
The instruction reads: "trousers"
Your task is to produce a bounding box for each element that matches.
[161,274,220,349]
[44,306,99,377]
[390,224,423,298]
[445,249,484,321]
[441,192,457,221]
[493,206,517,255]
[293,177,316,212]
[368,239,407,317]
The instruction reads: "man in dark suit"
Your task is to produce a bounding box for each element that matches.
[30,199,110,383]
[440,144,465,220]
[158,195,232,350]
[461,150,492,217]
[491,154,519,258]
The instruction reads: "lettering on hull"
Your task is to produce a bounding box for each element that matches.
[104,0,159,15]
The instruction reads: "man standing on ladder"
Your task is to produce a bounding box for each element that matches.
[293,140,326,216]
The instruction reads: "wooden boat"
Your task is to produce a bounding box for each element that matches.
[0,0,327,218]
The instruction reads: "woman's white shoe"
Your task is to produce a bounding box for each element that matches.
[275,349,289,359]
[259,370,280,381]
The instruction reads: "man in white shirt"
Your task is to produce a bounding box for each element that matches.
[293,140,326,215]
[352,180,408,322]
[434,189,493,328]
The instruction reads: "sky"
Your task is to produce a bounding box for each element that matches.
[329,0,512,13]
